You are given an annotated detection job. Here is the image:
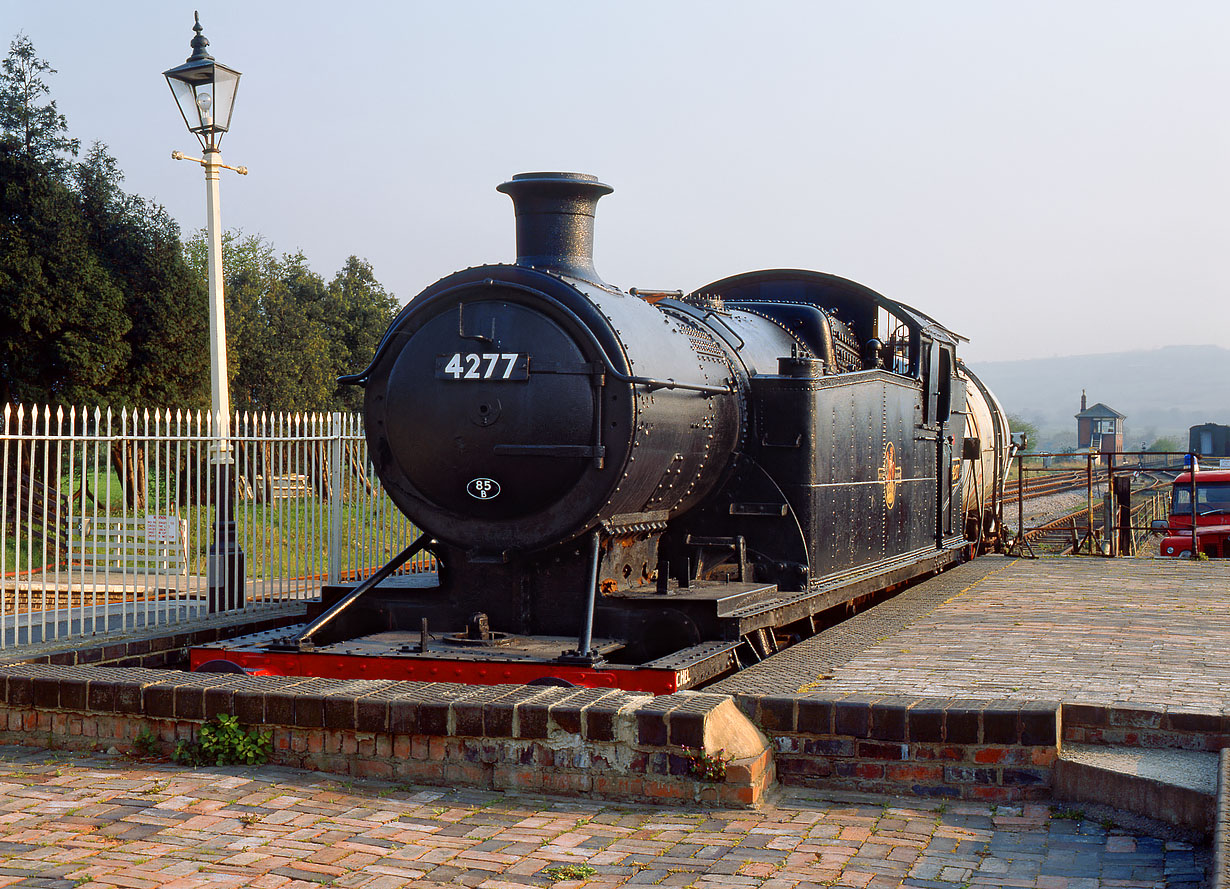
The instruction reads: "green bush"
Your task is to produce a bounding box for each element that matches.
[173,715,271,767]
[683,747,732,782]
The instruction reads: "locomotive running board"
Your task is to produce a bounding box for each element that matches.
[719,545,968,636]
[602,543,967,640]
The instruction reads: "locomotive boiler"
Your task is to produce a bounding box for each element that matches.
[193,172,1010,692]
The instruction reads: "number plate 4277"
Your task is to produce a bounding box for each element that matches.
[436,353,529,381]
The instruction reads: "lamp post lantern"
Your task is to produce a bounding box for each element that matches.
[165,11,247,613]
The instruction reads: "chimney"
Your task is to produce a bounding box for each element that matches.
[1080,389,1086,412]
[496,172,613,285]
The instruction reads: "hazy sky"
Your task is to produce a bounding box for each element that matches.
[4,1,1227,363]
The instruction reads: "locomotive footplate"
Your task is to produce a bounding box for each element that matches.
[604,579,783,617]
[190,626,742,695]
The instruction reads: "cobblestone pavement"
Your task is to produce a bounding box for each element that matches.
[716,557,1230,709]
[0,746,1206,889]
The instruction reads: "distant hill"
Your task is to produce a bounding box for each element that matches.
[970,345,1230,451]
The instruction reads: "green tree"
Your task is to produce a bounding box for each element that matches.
[1007,414,1039,453]
[185,232,397,413]
[0,144,129,405]
[0,34,78,172]
[254,251,337,412]
[326,255,398,410]
[1147,436,1181,453]
[74,141,209,408]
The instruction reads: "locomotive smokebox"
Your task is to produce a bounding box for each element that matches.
[354,171,744,559]
[497,172,613,285]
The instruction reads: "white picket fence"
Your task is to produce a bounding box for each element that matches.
[0,403,428,649]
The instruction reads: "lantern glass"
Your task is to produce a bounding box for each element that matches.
[210,66,240,131]
[164,59,241,147]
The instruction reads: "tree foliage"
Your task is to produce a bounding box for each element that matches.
[74,142,210,407]
[184,233,397,412]
[1006,414,1039,453]
[0,144,130,404]
[1147,436,1181,453]
[0,34,78,172]
[0,34,397,414]
[325,256,398,411]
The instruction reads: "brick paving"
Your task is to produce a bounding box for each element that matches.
[717,557,1230,710]
[0,745,1206,888]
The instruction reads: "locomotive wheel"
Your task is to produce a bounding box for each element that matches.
[194,659,249,674]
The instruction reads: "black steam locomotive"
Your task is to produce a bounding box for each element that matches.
[194,172,1009,692]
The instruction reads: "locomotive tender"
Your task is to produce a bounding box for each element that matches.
[194,172,1010,692]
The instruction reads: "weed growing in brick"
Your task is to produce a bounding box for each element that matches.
[172,715,272,767]
[543,864,597,881]
[132,727,160,759]
[683,747,732,782]
[1048,806,1085,821]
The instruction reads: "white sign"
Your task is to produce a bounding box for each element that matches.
[145,514,181,543]
[1220,459,1230,470]
[467,478,501,500]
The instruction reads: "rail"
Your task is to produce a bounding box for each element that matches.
[1001,470,1087,505]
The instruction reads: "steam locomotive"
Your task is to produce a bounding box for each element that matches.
[193,172,1010,692]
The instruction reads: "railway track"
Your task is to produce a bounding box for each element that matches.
[1013,470,1174,555]
[1002,469,1088,505]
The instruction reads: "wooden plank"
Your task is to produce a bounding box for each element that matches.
[71,515,189,574]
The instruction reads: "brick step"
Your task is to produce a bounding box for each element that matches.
[1054,742,1217,832]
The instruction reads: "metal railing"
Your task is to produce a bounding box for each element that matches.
[0,403,426,649]
[1003,450,1186,558]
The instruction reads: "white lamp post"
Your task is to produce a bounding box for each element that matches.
[165,12,247,612]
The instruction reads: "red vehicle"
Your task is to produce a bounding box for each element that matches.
[1154,468,1230,558]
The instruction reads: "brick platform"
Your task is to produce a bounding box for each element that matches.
[0,664,773,807]
[739,693,1060,802]
[1,556,1228,813]
[719,557,1230,710]
[715,556,1230,803]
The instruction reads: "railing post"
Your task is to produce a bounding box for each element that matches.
[1190,454,1199,559]
[1106,453,1116,557]
[328,412,343,587]
[1016,454,1024,552]
[1086,452,1095,555]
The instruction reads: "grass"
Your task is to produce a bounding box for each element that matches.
[543,865,597,882]
[1048,806,1086,822]
[4,495,420,580]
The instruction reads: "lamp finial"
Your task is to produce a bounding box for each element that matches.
[187,11,214,63]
